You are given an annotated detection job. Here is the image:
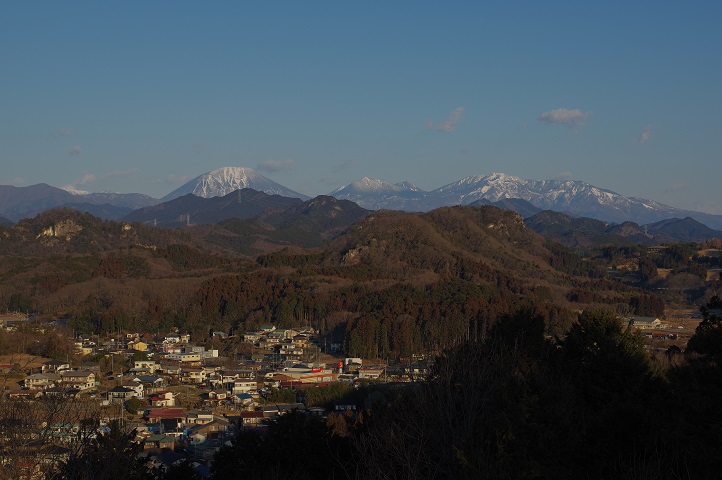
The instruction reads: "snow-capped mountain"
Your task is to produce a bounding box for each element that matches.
[330,173,722,229]
[431,173,690,224]
[329,177,429,211]
[162,167,309,202]
[3,168,721,230]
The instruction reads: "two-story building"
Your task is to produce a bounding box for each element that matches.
[149,391,175,407]
[185,411,214,425]
[628,316,663,330]
[25,372,60,390]
[134,360,161,372]
[108,385,137,404]
[42,359,70,374]
[59,370,96,391]
[232,379,257,395]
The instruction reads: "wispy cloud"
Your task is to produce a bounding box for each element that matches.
[68,146,82,155]
[48,128,76,141]
[256,158,296,173]
[63,169,138,191]
[105,168,138,179]
[162,173,195,185]
[428,107,465,133]
[76,173,97,185]
[319,175,339,186]
[538,108,590,128]
[331,159,355,173]
[664,182,688,194]
[63,174,96,192]
[690,200,722,215]
[637,124,653,144]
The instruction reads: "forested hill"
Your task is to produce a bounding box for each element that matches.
[0,205,663,358]
[0,208,201,255]
[326,206,557,277]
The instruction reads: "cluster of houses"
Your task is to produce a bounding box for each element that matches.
[0,327,441,476]
[8,326,438,407]
[17,359,99,398]
[242,325,322,361]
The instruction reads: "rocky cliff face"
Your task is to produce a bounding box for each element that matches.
[37,219,83,241]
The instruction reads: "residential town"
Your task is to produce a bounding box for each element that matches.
[0,305,707,478]
[0,324,418,477]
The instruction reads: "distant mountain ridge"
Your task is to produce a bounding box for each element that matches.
[3,167,721,231]
[330,172,722,230]
[0,184,157,221]
[523,210,722,248]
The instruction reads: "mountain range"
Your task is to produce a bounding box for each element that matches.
[2,166,721,231]
[523,211,722,248]
[329,172,722,229]
[0,183,157,221]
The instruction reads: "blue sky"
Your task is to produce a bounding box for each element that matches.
[2,2,721,213]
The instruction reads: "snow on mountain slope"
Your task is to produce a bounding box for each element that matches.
[331,173,722,228]
[329,177,430,211]
[161,167,308,201]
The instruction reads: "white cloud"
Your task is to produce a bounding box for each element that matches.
[68,146,82,155]
[428,107,465,133]
[256,158,296,173]
[538,108,590,128]
[637,124,653,144]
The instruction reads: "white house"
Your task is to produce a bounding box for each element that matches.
[232,380,257,395]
